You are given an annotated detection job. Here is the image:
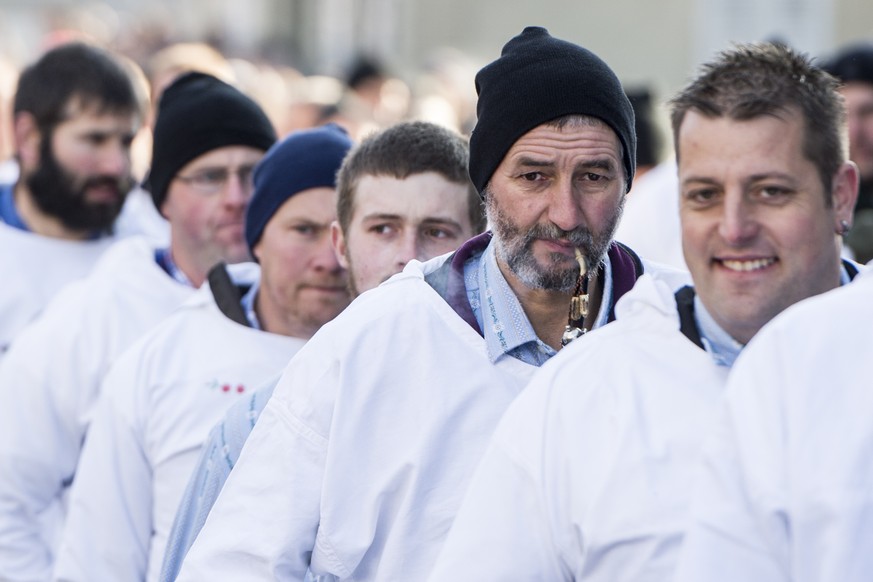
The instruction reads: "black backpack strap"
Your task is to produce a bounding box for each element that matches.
[207,262,252,328]
[674,285,705,351]
[841,257,861,281]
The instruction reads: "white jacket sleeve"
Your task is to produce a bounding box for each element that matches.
[429,353,647,581]
[176,349,337,581]
[0,282,101,581]
[675,339,792,582]
[677,297,873,582]
[52,350,153,582]
[429,437,568,581]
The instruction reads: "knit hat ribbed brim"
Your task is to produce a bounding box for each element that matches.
[469,26,636,196]
[144,72,277,211]
[244,123,354,256]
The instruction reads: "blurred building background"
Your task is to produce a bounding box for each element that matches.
[0,0,870,152]
[2,0,871,86]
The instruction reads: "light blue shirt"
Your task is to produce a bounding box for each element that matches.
[694,297,744,368]
[240,279,262,329]
[695,262,856,368]
[464,241,612,366]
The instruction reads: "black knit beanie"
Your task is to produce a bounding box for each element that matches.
[823,43,873,87]
[245,123,353,256]
[144,72,277,211]
[469,26,636,196]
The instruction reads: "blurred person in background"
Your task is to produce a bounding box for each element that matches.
[824,43,873,262]
[0,42,142,357]
[0,71,276,582]
[614,86,686,270]
[51,124,353,582]
[0,55,20,183]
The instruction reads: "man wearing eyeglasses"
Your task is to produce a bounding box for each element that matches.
[52,124,353,582]
[0,72,276,582]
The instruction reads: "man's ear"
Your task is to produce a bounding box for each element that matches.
[832,161,859,229]
[331,220,350,269]
[13,112,41,169]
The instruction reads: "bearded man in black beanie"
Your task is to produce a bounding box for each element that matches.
[172,27,686,582]
[0,71,276,582]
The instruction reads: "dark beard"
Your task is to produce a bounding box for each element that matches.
[485,189,623,292]
[26,135,132,234]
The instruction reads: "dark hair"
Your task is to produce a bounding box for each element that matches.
[14,42,141,133]
[627,87,662,168]
[336,121,485,233]
[670,42,846,201]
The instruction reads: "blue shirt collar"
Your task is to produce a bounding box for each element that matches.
[0,184,28,231]
[154,248,194,287]
[240,279,262,330]
[693,296,744,368]
[463,240,613,367]
[694,261,857,368]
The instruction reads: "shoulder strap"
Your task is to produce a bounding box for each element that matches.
[612,240,645,278]
[606,241,646,322]
[841,257,861,281]
[674,285,705,351]
[207,263,252,328]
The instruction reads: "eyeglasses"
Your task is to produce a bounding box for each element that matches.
[174,166,256,195]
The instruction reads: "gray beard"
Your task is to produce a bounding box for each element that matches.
[485,191,623,292]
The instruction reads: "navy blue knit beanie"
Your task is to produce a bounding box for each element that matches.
[823,43,873,87]
[469,26,636,195]
[145,72,277,211]
[245,123,353,256]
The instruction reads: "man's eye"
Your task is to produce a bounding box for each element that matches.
[86,134,108,146]
[686,189,718,204]
[520,172,543,181]
[238,167,254,184]
[370,224,394,235]
[759,186,790,199]
[199,170,227,184]
[425,228,453,239]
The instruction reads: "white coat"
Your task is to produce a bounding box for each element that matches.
[428,274,726,581]
[674,269,873,582]
[0,221,116,356]
[176,255,689,581]
[51,264,306,582]
[0,237,192,582]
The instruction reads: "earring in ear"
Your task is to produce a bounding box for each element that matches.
[838,219,850,236]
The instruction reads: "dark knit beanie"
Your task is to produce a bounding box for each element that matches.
[469,26,636,195]
[245,123,353,256]
[823,44,873,87]
[145,72,277,210]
